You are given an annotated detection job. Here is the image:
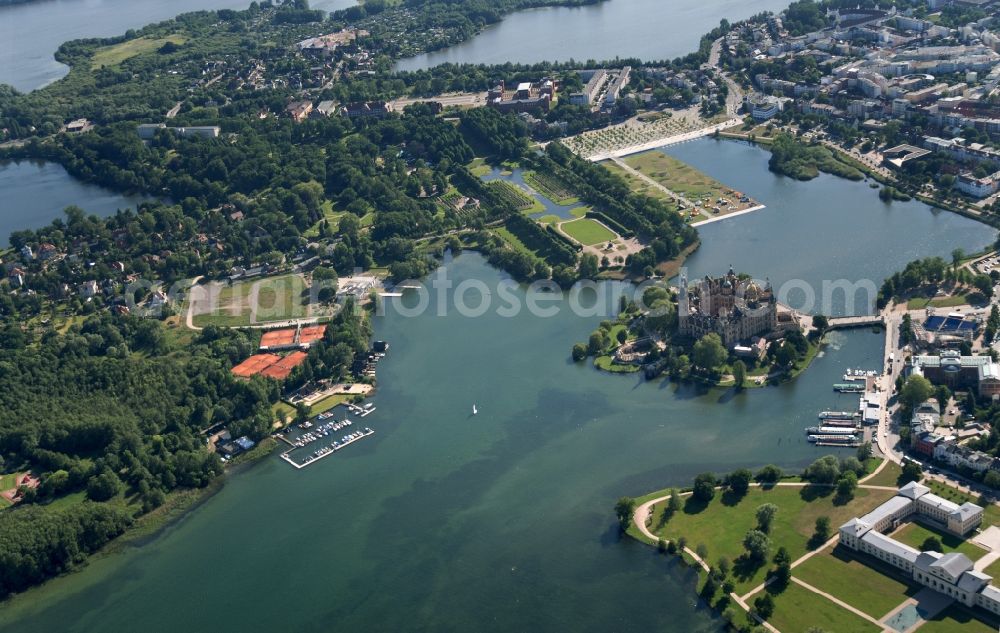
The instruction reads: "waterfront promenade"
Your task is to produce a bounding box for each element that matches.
[586,117,742,162]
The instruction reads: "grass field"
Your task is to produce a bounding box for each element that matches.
[623,150,753,210]
[306,394,352,416]
[467,157,491,177]
[560,218,617,246]
[494,227,543,262]
[906,294,971,309]
[919,606,998,633]
[0,472,17,508]
[273,401,296,426]
[273,394,353,427]
[192,274,309,328]
[91,35,188,69]
[793,547,918,618]
[600,160,674,203]
[983,556,1000,579]
[891,521,988,560]
[593,356,641,373]
[768,581,882,633]
[0,473,19,491]
[546,206,590,220]
[648,485,895,593]
[861,461,903,487]
[304,202,373,238]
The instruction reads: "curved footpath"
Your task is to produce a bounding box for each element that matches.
[632,470,900,633]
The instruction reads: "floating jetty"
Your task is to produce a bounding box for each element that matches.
[818,411,857,420]
[821,418,859,428]
[281,428,375,469]
[843,369,878,381]
[346,402,376,418]
[808,434,860,446]
[833,383,864,393]
[805,426,859,435]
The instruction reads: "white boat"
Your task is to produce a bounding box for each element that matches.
[473,404,478,415]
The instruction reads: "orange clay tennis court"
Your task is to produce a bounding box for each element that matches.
[230,354,282,377]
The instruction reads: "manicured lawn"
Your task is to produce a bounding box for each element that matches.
[273,394,355,426]
[600,161,674,203]
[862,460,902,487]
[648,485,896,593]
[304,202,372,238]
[560,218,617,246]
[91,35,188,68]
[192,274,308,328]
[919,605,998,633]
[594,355,640,373]
[767,581,882,633]
[891,521,987,561]
[0,472,18,490]
[906,294,970,310]
[494,227,542,262]
[793,546,918,619]
[307,394,351,416]
[467,157,491,177]
[623,150,753,210]
[273,401,296,426]
[43,490,88,511]
[983,556,1000,579]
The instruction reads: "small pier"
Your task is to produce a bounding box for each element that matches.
[833,383,865,393]
[811,435,862,447]
[275,401,379,469]
[346,402,376,418]
[818,411,858,420]
[280,428,375,470]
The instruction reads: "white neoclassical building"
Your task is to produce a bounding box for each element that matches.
[839,482,998,614]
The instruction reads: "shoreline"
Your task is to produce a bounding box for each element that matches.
[717,133,1000,231]
[0,437,278,610]
[584,117,743,162]
[691,204,766,227]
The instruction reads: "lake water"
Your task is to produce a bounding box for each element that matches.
[395,0,792,72]
[0,135,994,633]
[672,139,997,316]
[0,160,150,246]
[0,0,356,92]
[2,0,998,629]
[1,251,885,633]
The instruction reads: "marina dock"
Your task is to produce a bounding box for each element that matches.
[833,383,864,393]
[818,411,857,420]
[281,428,375,470]
[811,436,862,447]
[346,402,376,417]
[276,401,379,469]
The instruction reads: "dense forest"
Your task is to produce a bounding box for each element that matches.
[0,0,714,596]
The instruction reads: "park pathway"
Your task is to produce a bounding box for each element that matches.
[633,479,903,633]
[790,577,891,631]
[607,156,706,217]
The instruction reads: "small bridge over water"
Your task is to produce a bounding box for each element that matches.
[826,315,884,330]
